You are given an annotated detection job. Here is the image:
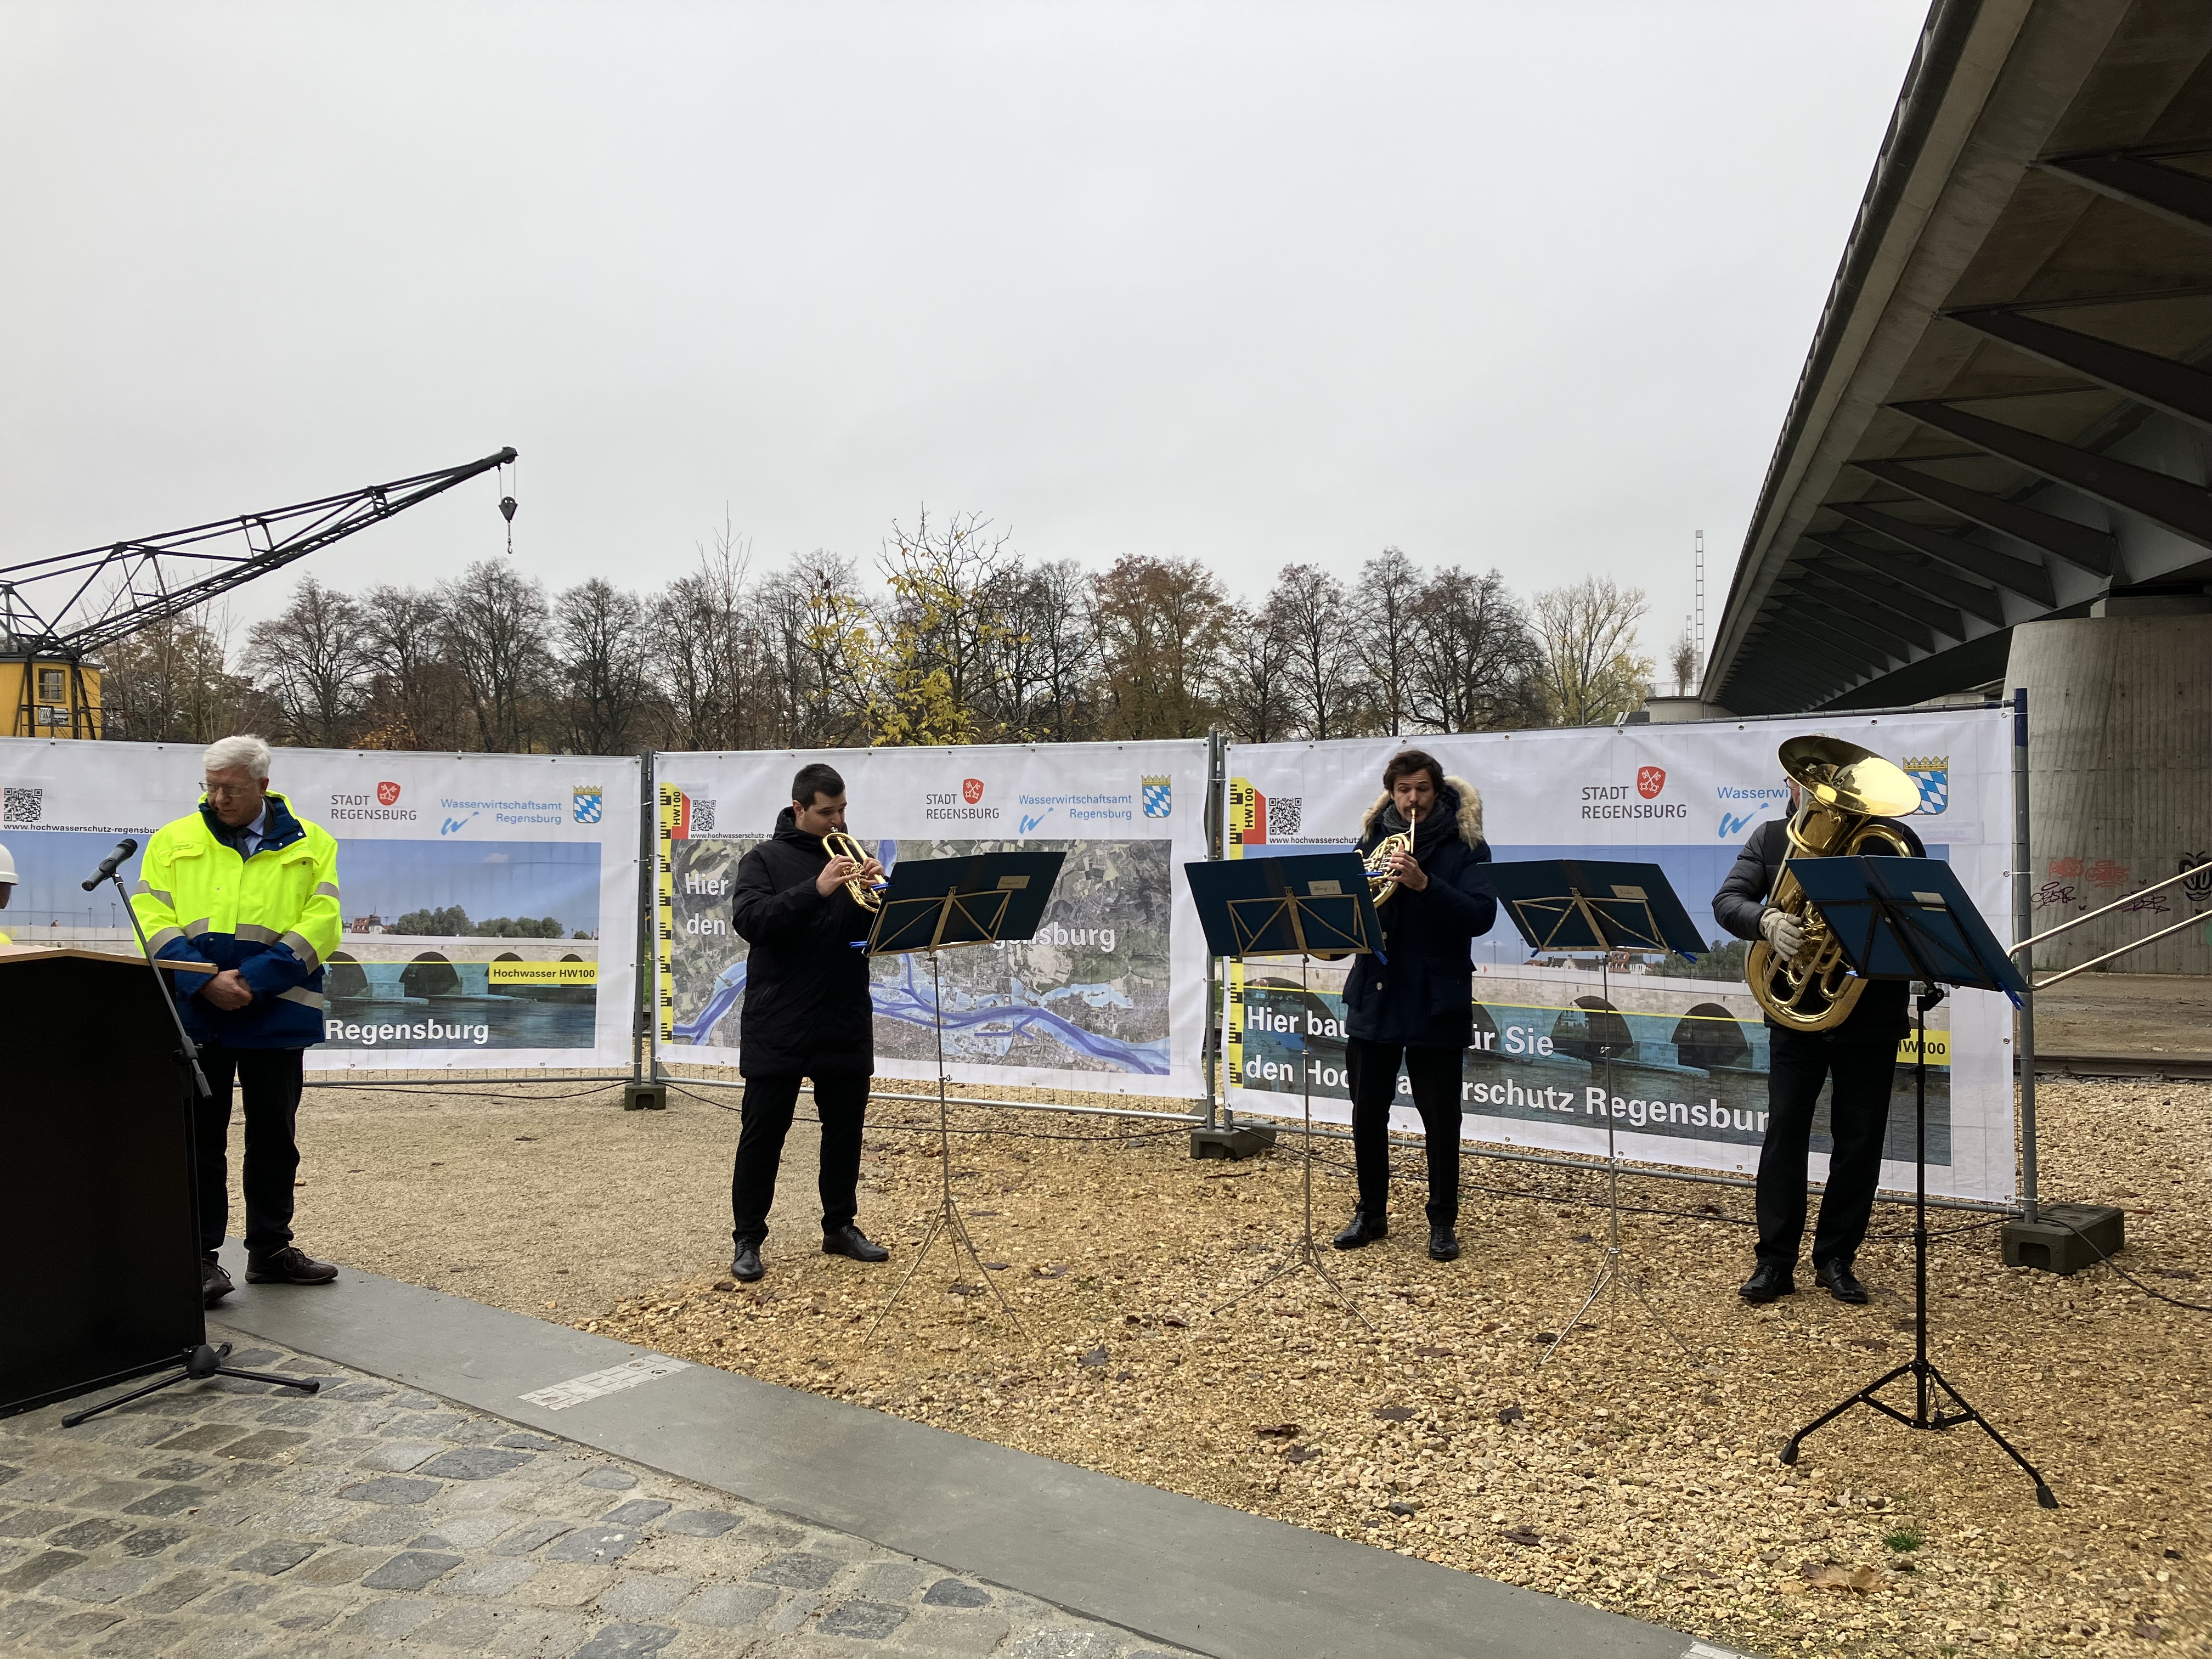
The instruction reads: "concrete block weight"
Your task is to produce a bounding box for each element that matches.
[1189,1124,1278,1160]
[2001,1202,2124,1275]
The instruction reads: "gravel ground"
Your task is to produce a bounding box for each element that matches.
[275,1070,2212,1658]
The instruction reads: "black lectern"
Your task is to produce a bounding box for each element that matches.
[2,948,214,1416]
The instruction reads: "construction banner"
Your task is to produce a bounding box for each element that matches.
[0,738,641,1072]
[1222,708,2018,1203]
[654,741,1210,1099]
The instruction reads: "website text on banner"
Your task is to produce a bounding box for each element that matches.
[0,738,642,1072]
[654,742,1211,1099]
[1222,710,2014,1204]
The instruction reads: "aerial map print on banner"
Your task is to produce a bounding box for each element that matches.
[654,742,1209,1097]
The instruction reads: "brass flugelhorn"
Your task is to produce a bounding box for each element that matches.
[822,831,887,911]
[1746,736,1922,1033]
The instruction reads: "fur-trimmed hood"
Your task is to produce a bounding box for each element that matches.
[1361,775,1483,844]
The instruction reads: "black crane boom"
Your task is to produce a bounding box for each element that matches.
[0,447,517,659]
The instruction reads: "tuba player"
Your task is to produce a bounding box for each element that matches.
[1714,769,1925,1306]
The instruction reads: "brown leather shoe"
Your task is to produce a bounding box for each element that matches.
[246,1246,338,1285]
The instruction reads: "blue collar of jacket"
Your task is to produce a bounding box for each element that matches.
[198,791,307,857]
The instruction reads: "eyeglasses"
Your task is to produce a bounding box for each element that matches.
[204,781,263,799]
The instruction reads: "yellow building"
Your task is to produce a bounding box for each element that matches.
[1,653,102,738]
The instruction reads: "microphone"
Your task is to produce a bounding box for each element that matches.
[82,838,139,891]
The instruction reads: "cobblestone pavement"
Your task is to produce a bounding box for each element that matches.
[0,1338,1201,1658]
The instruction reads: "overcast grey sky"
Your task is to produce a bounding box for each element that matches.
[1,2,1927,668]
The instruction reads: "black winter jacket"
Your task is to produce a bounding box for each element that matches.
[1342,777,1499,1050]
[1712,815,1926,1043]
[730,808,877,1077]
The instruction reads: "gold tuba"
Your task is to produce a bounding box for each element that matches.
[1364,803,1417,907]
[822,831,886,911]
[1746,736,1923,1033]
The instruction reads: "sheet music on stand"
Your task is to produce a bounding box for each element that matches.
[1184,853,1385,1330]
[860,850,1065,1346]
[1487,857,1709,1371]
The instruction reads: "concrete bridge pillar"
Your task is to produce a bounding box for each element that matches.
[2008,611,2212,976]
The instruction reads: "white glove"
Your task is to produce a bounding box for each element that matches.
[1759,907,1807,960]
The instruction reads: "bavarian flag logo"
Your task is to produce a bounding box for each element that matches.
[573,783,605,825]
[1902,756,1948,816]
[1142,775,1172,819]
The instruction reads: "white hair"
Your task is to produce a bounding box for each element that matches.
[202,734,273,779]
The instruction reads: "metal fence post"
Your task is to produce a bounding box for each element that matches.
[624,750,666,1110]
[1203,727,1225,1131]
[2011,689,2037,1220]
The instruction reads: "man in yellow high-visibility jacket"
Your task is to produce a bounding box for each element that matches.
[133,735,342,1307]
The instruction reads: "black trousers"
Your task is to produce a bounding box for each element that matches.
[1345,1036,1463,1226]
[730,1072,869,1248]
[194,1045,304,1261]
[1757,1026,1899,1268]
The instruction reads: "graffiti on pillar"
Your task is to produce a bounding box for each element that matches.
[2086,858,2130,888]
[2182,854,2212,907]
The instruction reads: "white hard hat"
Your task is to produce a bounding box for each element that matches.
[0,842,15,884]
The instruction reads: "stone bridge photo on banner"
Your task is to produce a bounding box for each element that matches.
[0,738,644,1073]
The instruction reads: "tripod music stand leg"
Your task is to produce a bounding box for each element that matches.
[1538,1257,1613,1368]
[866,1206,948,1346]
[1923,1364,2060,1507]
[1212,959,1373,1333]
[61,1342,320,1429]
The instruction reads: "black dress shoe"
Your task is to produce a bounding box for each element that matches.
[822,1225,889,1263]
[730,1243,764,1283]
[1332,1210,1387,1250]
[1815,1260,1870,1304]
[245,1246,337,1285]
[1739,1260,1796,1304]
[1427,1227,1461,1262]
[202,1260,234,1307]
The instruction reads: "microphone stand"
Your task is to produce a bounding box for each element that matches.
[61,851,321,1427]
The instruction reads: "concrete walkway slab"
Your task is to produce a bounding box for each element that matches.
[210,1246,1740,1659]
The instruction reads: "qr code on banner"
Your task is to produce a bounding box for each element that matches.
[1269,795,1301,837]
[690,798,716,833]
[2,788,42,826]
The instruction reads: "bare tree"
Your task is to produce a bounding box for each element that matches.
[441,559,553,752]
[654,520,755,750]
[1268,563,1366,740]
[100,603,265,743]
[1406,566,1546,733]
[357,584,464,749]
[1533,575,1653,726]
[554,578,656,754]
[1355,546,1423,736]
[872,509,1023,746]
[247,577,371,747]
[1217,600,1295,743]
[1000,558,1098,742]
[757,551,873,747]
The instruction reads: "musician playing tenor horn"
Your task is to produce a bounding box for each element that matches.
[1714,740,1927,1308]
[1333,749,1498,1264]
[726,762,893,1284]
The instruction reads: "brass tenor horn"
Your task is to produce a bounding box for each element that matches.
[822,831,887,911]
[1745,736,1923,1034]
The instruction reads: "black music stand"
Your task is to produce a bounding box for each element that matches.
[1488,859,1708,1369]
[861,851,1065,1344]
[1776,856,2055,1507]
[1187,853,1385,1330]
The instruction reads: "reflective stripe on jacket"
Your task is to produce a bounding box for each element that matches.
[131,791,340,1049]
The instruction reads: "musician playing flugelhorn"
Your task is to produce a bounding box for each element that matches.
[725,762,894,1284]
[1333,749,1497,1265]
[1714,737,1926,1309]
